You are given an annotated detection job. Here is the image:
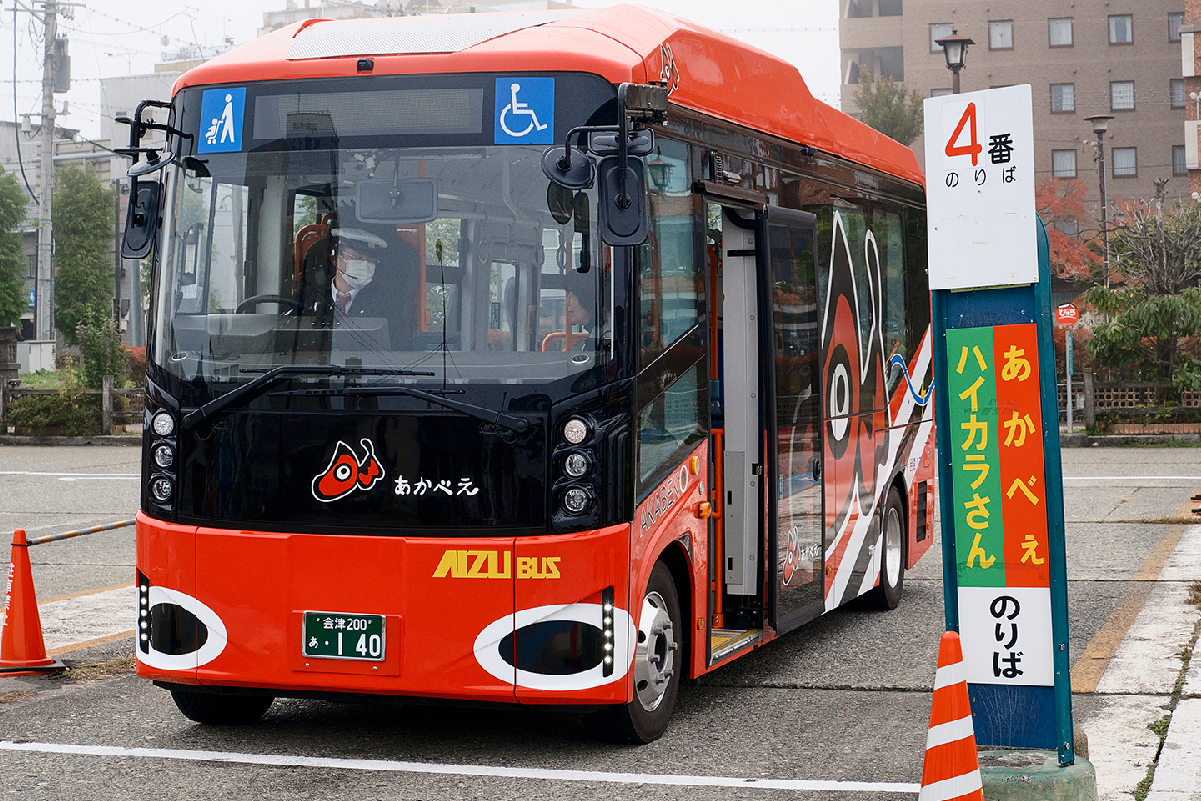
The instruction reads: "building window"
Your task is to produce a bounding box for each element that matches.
[930,88,953,97]
[989,20,1014,50]
[1052,150,1077,178]
[930,22,953,53]
[1174,145,1188,175]
[1170,12,1185,42]
[1051,83,1075,113]
[1110,81,1135,111]
[26,254,35,279]
[1171,79,1186,109]
[1109,14,1133,44]
[846,0,873,19]
[1048,18,1073,47]
[878,0,903,17]
[1112,147,1137,178]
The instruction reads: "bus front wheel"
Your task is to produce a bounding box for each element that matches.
[170,689,274,725]
[592,561,681,744]
[866,486,907,610]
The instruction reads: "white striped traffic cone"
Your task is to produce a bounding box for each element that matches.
[917,631,983,801]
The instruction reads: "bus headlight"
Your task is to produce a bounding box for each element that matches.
[152,443,175,469]
[563,452,591,478]
[563,417,589,445]
[150,477,174,504]
[151,411,176,437]
[562,486,591,515]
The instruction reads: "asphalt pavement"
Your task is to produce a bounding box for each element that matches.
[0,444,1197,799]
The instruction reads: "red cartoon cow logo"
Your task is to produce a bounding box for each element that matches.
[312,439,385,502]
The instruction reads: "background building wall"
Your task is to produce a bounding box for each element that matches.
[842,0,1187,207]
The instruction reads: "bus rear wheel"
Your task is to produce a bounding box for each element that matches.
[867,487,906,610]
[170,689,274,725]
[591,561,681,744]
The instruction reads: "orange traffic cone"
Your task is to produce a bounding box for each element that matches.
[917,631,983,801]
[0,529,64,675]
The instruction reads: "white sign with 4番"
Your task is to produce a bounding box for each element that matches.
[924,85,1038,290]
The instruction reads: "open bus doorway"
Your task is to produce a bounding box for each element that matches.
[706,203,823,661]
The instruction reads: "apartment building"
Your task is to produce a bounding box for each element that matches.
[841,1,1187,205]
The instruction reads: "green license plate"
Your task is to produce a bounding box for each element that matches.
[303,612,386,661]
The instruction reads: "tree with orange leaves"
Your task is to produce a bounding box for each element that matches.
[1035,177,1100,281]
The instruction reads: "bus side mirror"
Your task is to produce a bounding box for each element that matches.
[597,156,647,246]
[121,178,160,260]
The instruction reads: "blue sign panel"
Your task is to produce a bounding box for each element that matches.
[494,78,554,145]
[198,88,247,154]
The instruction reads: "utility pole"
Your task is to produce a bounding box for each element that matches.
[35,0,56,341]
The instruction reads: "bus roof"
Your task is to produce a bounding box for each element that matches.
[173,4,924,188]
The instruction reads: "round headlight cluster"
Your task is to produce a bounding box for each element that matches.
[148,409,178,510]
[557,416,597,521]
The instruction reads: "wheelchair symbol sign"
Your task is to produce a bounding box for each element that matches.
[494,78,554,145]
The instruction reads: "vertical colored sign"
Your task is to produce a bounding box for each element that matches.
[946,324,1053,687]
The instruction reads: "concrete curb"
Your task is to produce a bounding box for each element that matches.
[0,435,141,446]
[979,750,1098,800]
[1060,433,1201,448]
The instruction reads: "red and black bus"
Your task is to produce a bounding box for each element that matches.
[121,6,935,743]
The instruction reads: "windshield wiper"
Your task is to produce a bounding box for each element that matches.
[181,365,435,431]
[270,385,530,433]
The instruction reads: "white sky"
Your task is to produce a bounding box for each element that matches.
[0,0,839,141]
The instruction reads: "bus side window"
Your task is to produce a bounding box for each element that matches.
[636,362,709,489]
[876,207,908,395]
[638,139,699,366]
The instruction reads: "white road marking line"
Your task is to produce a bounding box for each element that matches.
[0,741,921,793]
[0,471,139,481]
[1061,476,1201,481]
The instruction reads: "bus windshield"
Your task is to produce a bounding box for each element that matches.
[151,143,607,403]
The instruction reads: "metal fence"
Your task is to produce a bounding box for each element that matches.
[0,376,144,435]
[1058,376,1201,433]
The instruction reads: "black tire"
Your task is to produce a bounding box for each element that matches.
[170,689,274,725]
[866,487,907,610]
[591,561,681,744]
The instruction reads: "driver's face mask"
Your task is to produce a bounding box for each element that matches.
[339,257,376,289]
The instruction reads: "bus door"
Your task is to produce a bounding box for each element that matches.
[758,208,824,633]
[707,203,761,651]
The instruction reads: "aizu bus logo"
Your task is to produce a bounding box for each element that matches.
[312,439,385,502]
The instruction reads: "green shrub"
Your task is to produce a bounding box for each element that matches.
[76,311,128,390]
[4,358,101,435]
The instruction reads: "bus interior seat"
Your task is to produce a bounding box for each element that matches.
[293,214,333,283]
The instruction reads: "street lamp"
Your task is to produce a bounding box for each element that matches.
[1084,114,1114,289]
[934,30,975,94]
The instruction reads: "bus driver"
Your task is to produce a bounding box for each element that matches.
[298,226,418,348]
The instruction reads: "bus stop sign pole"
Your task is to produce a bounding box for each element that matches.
[924,85,1075,766]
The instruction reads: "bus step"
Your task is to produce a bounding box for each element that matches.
[709,628,761,663]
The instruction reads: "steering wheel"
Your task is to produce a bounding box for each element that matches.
[235,294,303,314]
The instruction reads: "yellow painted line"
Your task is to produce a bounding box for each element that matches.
[38,582,135,606]
[47,630,135,657]
[1071,497,1196,694]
